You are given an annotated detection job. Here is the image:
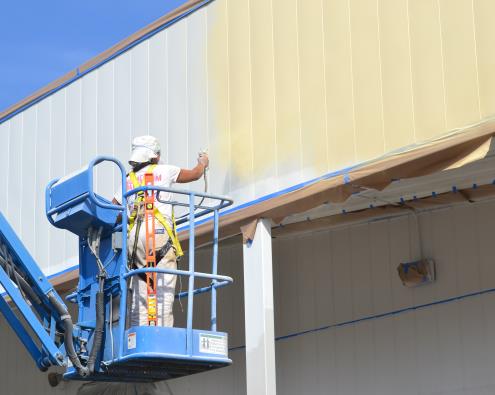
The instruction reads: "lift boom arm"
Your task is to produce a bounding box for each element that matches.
[0,212,72,371]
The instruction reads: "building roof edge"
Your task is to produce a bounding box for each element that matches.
[0,0,213,124]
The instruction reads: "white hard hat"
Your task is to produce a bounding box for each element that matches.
[129,135,161,165]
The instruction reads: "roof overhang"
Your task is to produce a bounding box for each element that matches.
[186,116,495,245]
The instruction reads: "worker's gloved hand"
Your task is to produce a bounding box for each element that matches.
[198,152,209,169]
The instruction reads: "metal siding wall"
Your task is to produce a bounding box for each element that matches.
[206,0,232,199]
[474,0,495,118]
[0,1,495,391]
[227,0,255,203]
[250,0,278,196]
[149,31,168,165]
[50,91,68,274]
[8,115,23,236]
[21,107,37,255]
[65,82,83,263]
[322,0,357,170]
[270,200,495,395]
[34,100,52,269]
[1,199,495,393]
[0,121,10,217]
[96,62,115,201]
[2,0,492,275]
[113,52,132,194]
[272,0,303,191]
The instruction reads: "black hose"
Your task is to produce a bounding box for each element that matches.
[87,280,105,374]
[47,293,89,377]
[0,255,45,308]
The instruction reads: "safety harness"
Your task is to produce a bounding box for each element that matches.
[127,165,184,326]
[127,164,184,259]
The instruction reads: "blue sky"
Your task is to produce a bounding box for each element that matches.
[0,0,187,113]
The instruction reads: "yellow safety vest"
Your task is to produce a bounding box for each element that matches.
[127,165,184,258]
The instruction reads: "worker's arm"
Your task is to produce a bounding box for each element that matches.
[176,153,209,183]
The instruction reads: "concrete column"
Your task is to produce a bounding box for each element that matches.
[243,218,277,395]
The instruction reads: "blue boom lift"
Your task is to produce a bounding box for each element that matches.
[0,156,233,383]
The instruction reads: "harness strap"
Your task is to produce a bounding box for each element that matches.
[127,165,183,258]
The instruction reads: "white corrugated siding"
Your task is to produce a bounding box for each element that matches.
[2,199,495,394]
[1,0,495,274]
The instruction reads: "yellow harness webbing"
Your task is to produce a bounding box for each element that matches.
[127,165,183,257]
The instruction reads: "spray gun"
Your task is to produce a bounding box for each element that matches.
[198,148,209,194]
[177,149,209,221]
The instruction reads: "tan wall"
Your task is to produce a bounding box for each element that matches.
[207,0,495,188]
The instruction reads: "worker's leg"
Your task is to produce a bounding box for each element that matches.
[128,222,174,326]
[127,224,146,327]
[156,248,177,327]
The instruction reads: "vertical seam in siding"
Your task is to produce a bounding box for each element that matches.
[225,0,233,193]
[406,0,418,143]
[112,62,116,188]
[247,0,254,180]
[33,107,38,258]
[470,0,482,119]
[376,0,386,153]
[347,0,358,163]
[63,90,68,264]
[295,0,304,177]
[269,0,279,180]
[4,122,10,216]
[95,72,99,183]
[185,21,190,167]
[205,10,210,151]
[436,0,448,130]
[147,41,150,135]
[19,115,24,237]
[48,98,53,270]
[320,0,330,172]
[130,52,133,142]
[165,32,170,163]
[79,81,83,167]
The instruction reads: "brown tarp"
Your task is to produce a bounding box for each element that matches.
[183,117,495,247]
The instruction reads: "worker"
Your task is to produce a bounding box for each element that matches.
[113,135,208,327]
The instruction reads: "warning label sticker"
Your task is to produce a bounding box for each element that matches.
[127,332,136,350]
[199,333,228,356]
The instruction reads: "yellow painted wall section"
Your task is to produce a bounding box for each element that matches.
[349,0,386,161]
[297,0,328,179]
[272,0,303,188]
[205,0,494,194]
[379,0,415,150]
[473,0,495,118]
[250,0,278,193]
[227,0,254,194]
[323,0,357,170]
[408,0,447,141]
[439,0,481,129]
[206,0,232,194]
